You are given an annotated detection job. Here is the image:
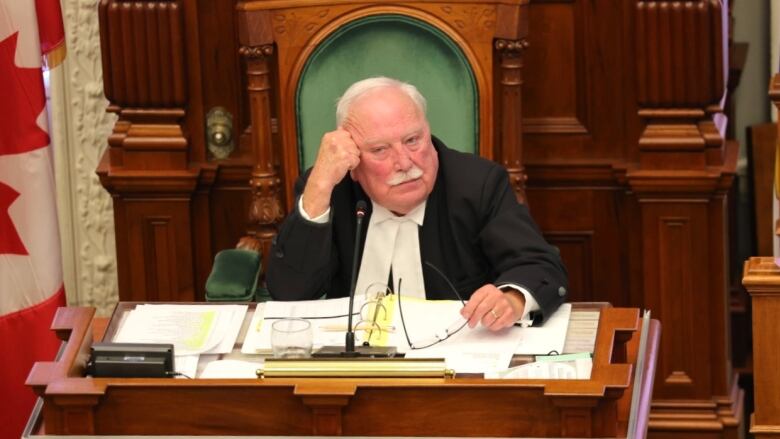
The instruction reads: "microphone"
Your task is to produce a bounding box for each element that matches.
[313,200,397,358]
[345,200,368,354]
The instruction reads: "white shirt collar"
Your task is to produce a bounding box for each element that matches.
[369,200,426,227]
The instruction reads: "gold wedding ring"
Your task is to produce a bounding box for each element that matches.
[490,309,500,319]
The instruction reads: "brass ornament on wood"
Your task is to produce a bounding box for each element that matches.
[206,107,234,160]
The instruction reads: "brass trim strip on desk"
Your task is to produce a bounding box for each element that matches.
[260,358,455,378]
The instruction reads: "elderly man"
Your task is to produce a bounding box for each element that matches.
[267,77,567,330]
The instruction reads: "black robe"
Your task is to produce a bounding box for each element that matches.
[266,137,568,323]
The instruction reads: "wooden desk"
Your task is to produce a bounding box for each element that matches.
[743,258,780,439]
[26,304,659,437]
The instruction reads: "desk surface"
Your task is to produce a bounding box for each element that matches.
[26,303,659,438]
[99,302,604,377]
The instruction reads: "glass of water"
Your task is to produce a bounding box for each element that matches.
[270,318,312,358]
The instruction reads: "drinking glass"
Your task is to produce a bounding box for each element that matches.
[271,318,312,358]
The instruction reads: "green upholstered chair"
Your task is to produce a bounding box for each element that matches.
[205,249,271,302]
[297,14,478,169]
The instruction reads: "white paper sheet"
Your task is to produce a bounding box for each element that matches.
[200,359,263,378]
[114,304,247,355]
[393,299,571,373]
[512,303,571,355]
[174,354,200,379]
[391,297,519,373]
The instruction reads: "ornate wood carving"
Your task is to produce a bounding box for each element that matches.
[238,44,284,262]
[496,38,530,202]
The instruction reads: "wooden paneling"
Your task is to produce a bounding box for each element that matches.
[523,1,588,135]
[523,0,627,162]
[645,204,709,398]
[99,0,186,107]
[121,199,195,302]
[635,0,725,107]
[545,232,594,302]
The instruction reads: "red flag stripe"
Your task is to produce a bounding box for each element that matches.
[0,286,65,437]
[34,0,66,56]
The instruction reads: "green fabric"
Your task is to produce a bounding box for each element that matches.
[205,249,260,302]
[296,14,478,171]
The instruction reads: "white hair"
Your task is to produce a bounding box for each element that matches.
[335,77,427,126]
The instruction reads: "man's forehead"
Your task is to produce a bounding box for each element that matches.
[353,124,427,146]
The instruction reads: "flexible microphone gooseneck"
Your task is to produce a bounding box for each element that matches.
[312,199,396,358]
[345,200,368,354]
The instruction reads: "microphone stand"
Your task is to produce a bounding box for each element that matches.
[313,200,397,358]
[344,200,366,355]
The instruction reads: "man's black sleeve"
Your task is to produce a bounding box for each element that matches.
[265,176,337,301]
[477,165,569,323]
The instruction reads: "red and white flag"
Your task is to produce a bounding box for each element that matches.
[0,0,66,436]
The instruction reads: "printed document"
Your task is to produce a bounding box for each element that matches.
[114,304,247,356]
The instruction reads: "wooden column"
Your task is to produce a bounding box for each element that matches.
[742,258,780,438]
[496,38,530,203]
[630,1,742,438]
[96,0,202,302]
[237,41,284,266]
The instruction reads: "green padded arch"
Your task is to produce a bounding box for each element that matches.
[296,14,478,171]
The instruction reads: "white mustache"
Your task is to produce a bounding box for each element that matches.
[386,165,424,186]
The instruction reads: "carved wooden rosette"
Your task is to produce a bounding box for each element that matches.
[239,44,284,260]
[495,38,530,203]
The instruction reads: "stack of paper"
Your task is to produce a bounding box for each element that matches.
[114,304,247,377]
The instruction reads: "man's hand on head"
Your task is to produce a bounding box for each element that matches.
[302,128,361,218]
[460,284,526,331]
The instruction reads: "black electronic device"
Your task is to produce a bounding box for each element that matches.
[86,342,175,378]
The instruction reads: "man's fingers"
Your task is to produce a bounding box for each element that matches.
[481,301,510,330]
[462,286,499,328]
[487,304,516,331]
[460,285,523,331]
